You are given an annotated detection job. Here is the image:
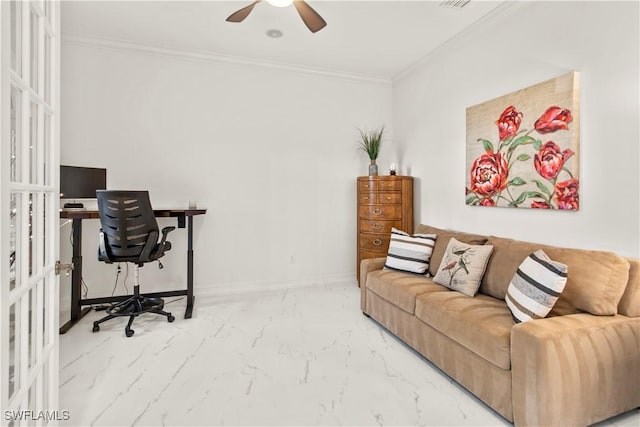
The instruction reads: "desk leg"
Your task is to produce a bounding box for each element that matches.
[59,218,91,334]
[185,215,195,318]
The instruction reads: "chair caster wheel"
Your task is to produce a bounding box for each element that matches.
[167,314,175,323]
[125,328,134,337]
[92,324,100,333]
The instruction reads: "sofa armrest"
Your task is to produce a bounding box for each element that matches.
[511,314,640,427]
[360,257,386,287]
[360,257,386,312]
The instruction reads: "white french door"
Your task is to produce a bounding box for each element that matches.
[1,0,60,425]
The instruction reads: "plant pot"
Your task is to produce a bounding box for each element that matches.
[368,160,378,176]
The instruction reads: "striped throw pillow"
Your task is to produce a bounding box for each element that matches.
[383,228,437,275]
[506,249,568,323]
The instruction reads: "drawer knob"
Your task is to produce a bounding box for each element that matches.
[373,239,383,246]
[373,208,383,215]
[373,223,382,230]
[386,196,392,200]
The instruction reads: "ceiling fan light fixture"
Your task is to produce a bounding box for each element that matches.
[267,0,294,7]
[226,0,326,33]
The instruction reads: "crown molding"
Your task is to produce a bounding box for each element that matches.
[61,34,392,86]
[392,0,534,82]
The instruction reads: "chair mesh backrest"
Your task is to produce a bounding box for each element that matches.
[97,190,159,259]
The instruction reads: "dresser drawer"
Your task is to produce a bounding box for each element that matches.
[358,192,401,205]
[358,205,402,220]
[360,219,401,233]
[358,179,402,192]
[358,192,376,205]
[359,233,391,251]
[378,192,401,204]
[359,250,388,262]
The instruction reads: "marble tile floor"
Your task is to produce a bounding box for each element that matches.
[59,281,640,427]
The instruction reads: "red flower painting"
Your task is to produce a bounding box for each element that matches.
[469,151,509,197]
[531,201,551,209]
[534,106,573,134]
[555,179,580,210]
[496,106,523,141]
[466,98,579,210]
[534,141,575,180]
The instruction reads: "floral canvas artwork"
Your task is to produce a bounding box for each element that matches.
[466,72,580,210]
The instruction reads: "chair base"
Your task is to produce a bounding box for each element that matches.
[92,295,175,337]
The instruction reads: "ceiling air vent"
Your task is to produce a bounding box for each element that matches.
[440,0,471,9]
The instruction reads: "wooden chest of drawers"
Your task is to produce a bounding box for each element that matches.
[357,176,414,284]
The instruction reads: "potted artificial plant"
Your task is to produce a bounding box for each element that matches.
[358,126,384,176]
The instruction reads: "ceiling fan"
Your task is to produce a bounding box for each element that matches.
[226,0,327,33]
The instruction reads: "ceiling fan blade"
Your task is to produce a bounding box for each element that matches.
[226,1,261,23]
[293,1,327,33]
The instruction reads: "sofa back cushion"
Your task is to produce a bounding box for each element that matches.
[618,258,640,317]
[414,224,488,277]
[481,236,630,316]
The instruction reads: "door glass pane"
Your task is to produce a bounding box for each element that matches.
[29,289,35,368]
[9,193,21,291]
[10,86,22,182]
[37,280,44,353]
[42,358,49,416]
[44,0,51,22]
[28,382,37,426]
[10,0,22,75]
[43,194,49,265]
[30,9,39,92]
[30,102,38,184]
[44,34,51,104]
[32,193,43,275]
[43,277,49,347]
[43,113,51,185]
[9,303,20,400]
[29,193,34,277]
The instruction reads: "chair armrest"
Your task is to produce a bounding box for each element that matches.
[98,230,112,263]
[511,313,640,427]
[160,226,176,243]
[153,226,176,260]
[360,257,386,312]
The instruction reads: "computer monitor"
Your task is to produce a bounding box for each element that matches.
[60,165,107,207]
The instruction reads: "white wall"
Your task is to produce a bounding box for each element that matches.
[392,1,639,257]
[60,42,392,302]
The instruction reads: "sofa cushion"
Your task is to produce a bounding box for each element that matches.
[366,269,449,314]
[414,224,489,277]
[383,228,437,275]
[415,291,514,370]
[481,236,630,316]
[618,258,640,318]
[506,249,568,323]
[432,238,494,297]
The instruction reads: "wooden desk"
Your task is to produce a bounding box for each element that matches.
[59,208,206,334]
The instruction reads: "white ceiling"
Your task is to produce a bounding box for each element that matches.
[61,0,507,80]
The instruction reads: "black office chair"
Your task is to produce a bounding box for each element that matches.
[93,190,176,337]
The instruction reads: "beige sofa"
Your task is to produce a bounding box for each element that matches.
[360,224,640,427]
